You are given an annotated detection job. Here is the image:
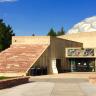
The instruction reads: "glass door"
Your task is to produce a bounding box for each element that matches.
[69,58,95,72]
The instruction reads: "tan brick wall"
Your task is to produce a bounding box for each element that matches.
[12,36,50,45]
[50,37,83,71]
[50,37,83,59]
[31,46,52,74]
[26,37,83,74]
[58,32,96,48]
[10,36,83,75]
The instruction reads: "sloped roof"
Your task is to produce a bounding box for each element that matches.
[0,44,49,73]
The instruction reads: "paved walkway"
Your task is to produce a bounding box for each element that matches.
[29,72,96,79]
[0,77,96,96]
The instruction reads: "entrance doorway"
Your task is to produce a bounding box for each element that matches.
[56,59,62,73]
[29,67,47,76]
[69,58,95,72]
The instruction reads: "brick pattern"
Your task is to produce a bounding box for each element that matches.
[0,44,48,73]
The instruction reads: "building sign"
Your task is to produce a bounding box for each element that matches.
[67,48,94,57]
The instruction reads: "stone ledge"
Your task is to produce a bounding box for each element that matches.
[0,76,29,89]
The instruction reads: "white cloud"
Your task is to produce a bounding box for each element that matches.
[0,0,17,2]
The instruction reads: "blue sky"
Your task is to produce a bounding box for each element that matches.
[0,0,96,36]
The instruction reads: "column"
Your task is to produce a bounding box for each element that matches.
[51,59,58,74]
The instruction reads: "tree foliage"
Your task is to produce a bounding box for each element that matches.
[47,27,65,36]
[47,28,57,36]
[57,27,65,36]
[0,19,15,51]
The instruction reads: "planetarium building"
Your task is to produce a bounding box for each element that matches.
[0,16,96,77]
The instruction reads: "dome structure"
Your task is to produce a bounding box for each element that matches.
[67,16,96,34]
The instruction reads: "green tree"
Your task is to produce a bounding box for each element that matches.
[0,19,15,51]
[47,28,57,36]
[57,27,65,36]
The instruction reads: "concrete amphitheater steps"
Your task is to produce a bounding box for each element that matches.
[0,44,49,76]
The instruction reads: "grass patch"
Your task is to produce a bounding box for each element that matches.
[0,76,11,80]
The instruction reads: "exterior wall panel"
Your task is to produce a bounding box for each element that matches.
[50,37,83,72]
[12,36,50,45]
[59,32,96,48]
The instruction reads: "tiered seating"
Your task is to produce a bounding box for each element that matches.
[0,44,49,73]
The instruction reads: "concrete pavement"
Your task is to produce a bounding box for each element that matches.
[0,78,96,96]
[0,82,54,96]
[0,73,96,96]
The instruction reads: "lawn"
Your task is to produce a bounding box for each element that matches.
[0,76,11,80]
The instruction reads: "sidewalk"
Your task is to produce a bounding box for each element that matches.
[0,73,96,96]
